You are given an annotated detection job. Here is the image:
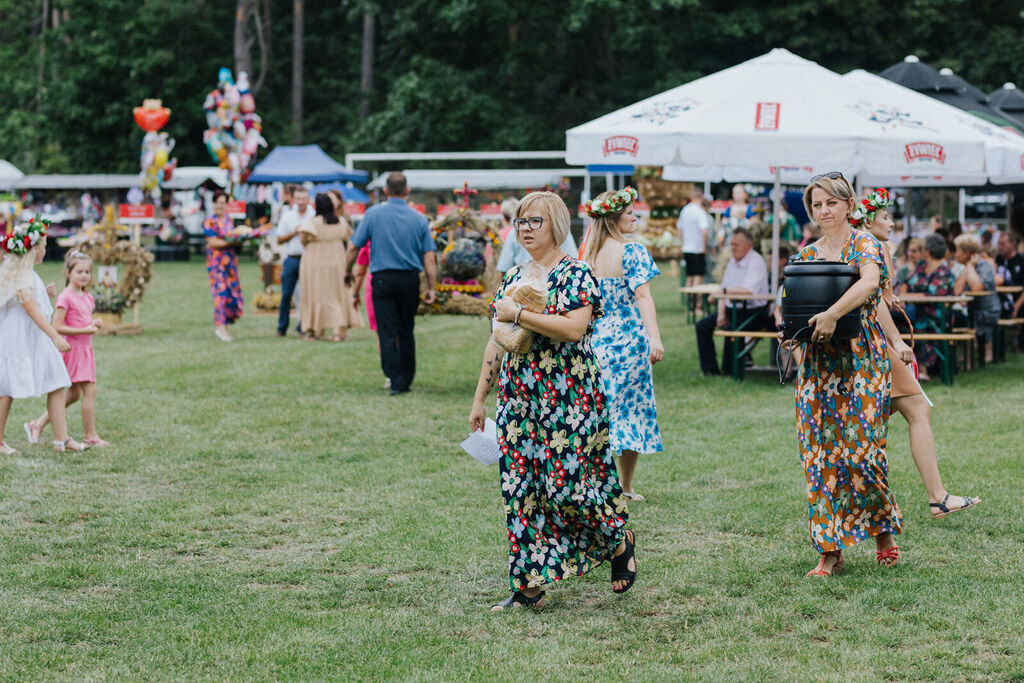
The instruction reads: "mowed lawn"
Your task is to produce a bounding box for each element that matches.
[1,255,1022,679]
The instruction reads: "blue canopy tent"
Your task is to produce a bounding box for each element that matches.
[247,144,369,184]
[311,181,370,203]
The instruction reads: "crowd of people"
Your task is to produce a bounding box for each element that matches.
[3,170,1013,611]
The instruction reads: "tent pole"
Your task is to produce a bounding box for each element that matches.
[958,188,966,225]
[704,180,711,197]
[771,166,781,295]
[582,174,591,205]
[605,172,614,192]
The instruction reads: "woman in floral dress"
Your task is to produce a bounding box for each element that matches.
[469,191,636,610]
[581,187,664,501]
[790,173,902,577]
[203,190,244,342]
[899,234,955,380]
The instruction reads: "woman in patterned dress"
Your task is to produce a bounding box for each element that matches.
[203,190,244,342]
[788,173,902,577]
[469,191,636,610]
[897,234,955,381]
[581,188,664,501]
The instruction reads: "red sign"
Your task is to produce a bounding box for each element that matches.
[119,204,155,222]
[602,135,639,157]
[436,204,458,217]
[903,142,946,165]
[479,203,502,218]
[411,203,427,215]
[343,202,366,218]
[709,199,730,213]
[755,102,781,131]
[633,201,651,215]
[227,200,246,218]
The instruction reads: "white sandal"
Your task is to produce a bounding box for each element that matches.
[623,491,645,502]
[53,439,89,452]
[24,420,42,444]
[0,441,17,455]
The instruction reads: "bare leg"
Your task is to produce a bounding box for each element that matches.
[47,389,71,442]
[892,394,974,512]
[0,395,11,444]
[33,384,82,436]
[617,450,639,495]
[80,383,98,440]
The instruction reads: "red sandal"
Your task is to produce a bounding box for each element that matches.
[806,550,843,577]
[875,545,899,568]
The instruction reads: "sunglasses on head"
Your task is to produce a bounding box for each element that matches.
[810,171,845,182]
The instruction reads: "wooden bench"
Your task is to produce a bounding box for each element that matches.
[713,330,779,380]
[995,318,1023,363]
[901,332,975,385]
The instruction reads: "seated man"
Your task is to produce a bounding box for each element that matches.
[695,227,770,375]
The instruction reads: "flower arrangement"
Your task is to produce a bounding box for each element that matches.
[584,187,638,218]
[91,285,127,314]
[1,216,49,256]
[849,188,892,228]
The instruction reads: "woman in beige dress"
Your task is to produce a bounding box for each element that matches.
[299,193,360,341]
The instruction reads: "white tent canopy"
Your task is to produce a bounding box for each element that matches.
[0,160,25,190]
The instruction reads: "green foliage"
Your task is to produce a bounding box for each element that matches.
[0,0,1022,173]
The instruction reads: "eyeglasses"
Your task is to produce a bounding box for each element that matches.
[511,216,545,233]
[810,171,845,182]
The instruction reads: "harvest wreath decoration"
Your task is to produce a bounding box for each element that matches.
[76,207,154,310]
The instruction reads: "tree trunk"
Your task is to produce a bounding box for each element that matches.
[359,13,375,121]
[234,0,254,78]
[291,0,303,144]
[252,0,272,95]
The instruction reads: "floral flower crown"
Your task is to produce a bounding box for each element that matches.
[584,186,638,218]
[1,216,49,256]
[849,188,892,228]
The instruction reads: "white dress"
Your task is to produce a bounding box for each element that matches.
[0,271,71,399]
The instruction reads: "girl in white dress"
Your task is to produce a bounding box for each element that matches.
[0,218,88,453]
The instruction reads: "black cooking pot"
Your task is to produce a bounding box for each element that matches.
[779,260,861,341]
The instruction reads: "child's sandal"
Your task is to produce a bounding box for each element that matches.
[23,420,42,445]
[0,441,18,455]
[83,437,111,447]
[53,439,89,452]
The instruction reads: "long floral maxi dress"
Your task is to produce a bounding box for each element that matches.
[204,214,244,326]
[795,230,902,554]
[491,257,628,591]
[591,242,663,454]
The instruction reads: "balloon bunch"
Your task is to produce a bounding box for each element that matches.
[133,99,177,200]
[203,67,266,188]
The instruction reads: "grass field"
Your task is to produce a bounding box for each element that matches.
[1,255,1022,679]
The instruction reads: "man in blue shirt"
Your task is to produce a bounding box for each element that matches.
[347,172,437,395]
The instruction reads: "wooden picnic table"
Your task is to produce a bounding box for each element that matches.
[678,283,722,322]
[707,290,773,381]
[996,285,1023,295]
[895,293,971,385]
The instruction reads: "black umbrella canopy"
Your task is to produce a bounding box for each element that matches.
[988,84,1024,131]
[937,67,989,102]
[989,83,1024,113]
[879,57,1023,134]
[878,55,943,91]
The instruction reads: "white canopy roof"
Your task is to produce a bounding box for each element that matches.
[14,174,141,190]
[367,168,584,191]
[0,160,25,190]
[163,166,229,190]
[570,48,989,183]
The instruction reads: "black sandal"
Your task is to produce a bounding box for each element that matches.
[611,529,637,594]
[491,590,545,611]
[930,493,981,519]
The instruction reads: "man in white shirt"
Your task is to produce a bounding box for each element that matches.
[275,187,315,336]
[677,187,711,286]
[694,227,770,375]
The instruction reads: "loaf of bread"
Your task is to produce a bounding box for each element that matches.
[492,278,550,354]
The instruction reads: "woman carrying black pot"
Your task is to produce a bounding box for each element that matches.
[786,172,903,577]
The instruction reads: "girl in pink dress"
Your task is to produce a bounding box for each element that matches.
[27,250,110,447]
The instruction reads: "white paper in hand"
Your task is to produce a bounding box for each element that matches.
[461,418,501,465]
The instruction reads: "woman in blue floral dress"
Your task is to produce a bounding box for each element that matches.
[470,192,636,610]
[581,188,664,501]
[204,190,244,342]
[790,174,902,577]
